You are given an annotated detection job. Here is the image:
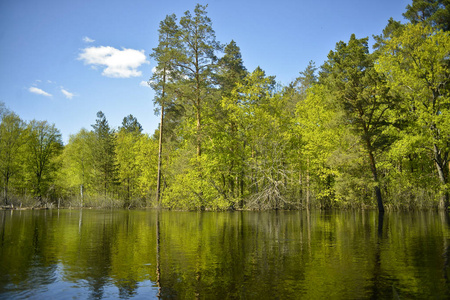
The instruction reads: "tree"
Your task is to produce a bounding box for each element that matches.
[282,62,319,207]
[211,40,247,205]
[222,67,291,209]
[152,4,222,209]
[295,84,342,208]
[0,112,25,204]
[0,102,7,118]
[116,115,144,206]
[175,4,222,157]
[321,34,396,213]
[91,111,116,198]
[25,120,63,202]
[150,13,181,206]
[372,18,405,51]
[134,134,159,202]
[120,114,143,134]
[217,40,247,97]
[57,128,95,205]
[403,0,450,31]
[376,24,450,210]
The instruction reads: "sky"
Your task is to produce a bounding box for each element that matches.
[0,0,410,143]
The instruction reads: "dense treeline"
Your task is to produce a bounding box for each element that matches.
[1,0,449,210]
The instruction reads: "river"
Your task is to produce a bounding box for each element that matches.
[0,209,449,299]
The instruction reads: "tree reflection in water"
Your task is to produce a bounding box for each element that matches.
[0,209,449,299]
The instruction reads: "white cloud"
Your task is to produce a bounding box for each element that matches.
[83,36,95,43]
[140,80,150,88]
[29,87,52,97]
[61,87,74,99]
[78,46,148,78]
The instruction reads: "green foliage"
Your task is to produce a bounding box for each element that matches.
[25,120,63,202]
[296,84,343,207]
[133,134,158,201]
[91,111,117,198]
[2,210,449,298]
[376,23,450,208]
[120,114,143,133]
[1,3,450,210]
[403,0,450,31]
[321,34,397,212]
[57,129,95,203]
[0,111,26,204]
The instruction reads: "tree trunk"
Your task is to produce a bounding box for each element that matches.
[80,184,83,207]
[306,157,310,209]
[3,175,9,206]
[368,150,384,213]
[196,103,201,157]
[156,65,167,207]
[195,61,202,158]
[156,103,163,206]
[433,144,449,210]
[298,167,303,207]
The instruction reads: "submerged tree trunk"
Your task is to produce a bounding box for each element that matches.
[156,63,168,207]
[306,157,310,209]
[433,144,449,211]
[368,150,384,213]
[156,105,164,207]
[80,184,83,207]
[3,174,9,206]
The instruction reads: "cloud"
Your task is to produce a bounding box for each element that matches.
[61,87,74,99]
[83,36,95,43]
[29,87,52,97]
[140,80,150,88]
[78,46,148,78]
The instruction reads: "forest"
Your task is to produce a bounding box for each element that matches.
[0,0,449,211]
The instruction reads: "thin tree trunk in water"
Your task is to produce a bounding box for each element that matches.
[368,150,384,213]
[195,64,202,158]
[156,65,167,207]
[240,141,245,208]
[80,184,83,207]
[433,144,449,210]
[196,105,201,157]
[306,157,310,209]
[3,176,8,206]
[127,177,130,202]
[298,168,302,207]
[240,172,244,208]
[156,105,163,205]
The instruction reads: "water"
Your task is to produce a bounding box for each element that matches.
[0,209,449,299]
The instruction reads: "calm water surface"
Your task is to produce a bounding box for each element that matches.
[0,209,449,299]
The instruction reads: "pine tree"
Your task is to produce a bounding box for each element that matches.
[91,111,116,198]
[321,35,396,213]
[150,14,181,206]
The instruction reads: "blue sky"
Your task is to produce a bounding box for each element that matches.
[0,0,409,143]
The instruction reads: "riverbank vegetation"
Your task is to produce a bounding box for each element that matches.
[1,0,449,211]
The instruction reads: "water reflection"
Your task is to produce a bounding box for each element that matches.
[0,209,449,299]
